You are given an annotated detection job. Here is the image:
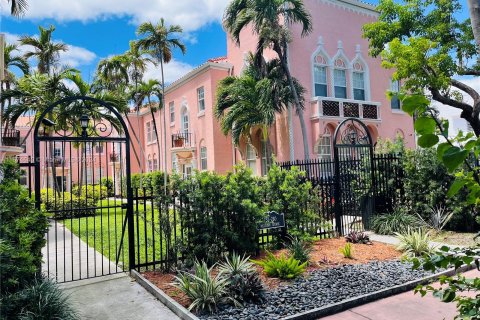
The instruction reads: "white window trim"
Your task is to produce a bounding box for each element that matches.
[349,45,370,101]
[169,101,175,126]
[197,87,205,113]
[180,103,190,134]
[311,36,332,99]
[200,145,207,170]
[246,143,257,175]
[331,41,351,99]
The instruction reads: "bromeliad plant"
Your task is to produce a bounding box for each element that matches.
[345,231,371,244]
[252,252,307,280]
[286,237,312,264]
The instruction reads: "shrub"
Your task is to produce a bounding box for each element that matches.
[1,277,79,320]
[0,159,48,295]
[339,243,354,259]
[345,231,371,244]
[395,228,435,257]
[286,237,312,264]
[218,253,264,304]
[40,188,97,218]
[417,205,455,232]
[173,260,233,313]
[371,208,420,235]
[100,177,114,197]
[252,252,306,279]
[72,185,108,201]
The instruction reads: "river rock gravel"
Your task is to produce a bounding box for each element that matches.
[200,260,434,320]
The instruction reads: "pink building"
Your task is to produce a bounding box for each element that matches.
[2,0,415,180]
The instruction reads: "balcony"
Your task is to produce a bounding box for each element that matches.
[1,129,21,146]
[311,97,381,121]
[171,132,195,149]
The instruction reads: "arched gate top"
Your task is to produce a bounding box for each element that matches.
[333,118,373,147]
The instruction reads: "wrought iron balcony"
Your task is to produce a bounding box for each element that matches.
[311,97,380,120]
[45,157,65,167]
[171,132,195,149]
[1,129,21,147]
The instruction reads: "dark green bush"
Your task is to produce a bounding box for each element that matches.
[72,184,108,201]
[0,277,79,320]
[371,208,420,235]
[100,177,114,197]
[0,159,48,295]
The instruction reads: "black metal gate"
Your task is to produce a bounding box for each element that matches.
[333,118,375,235]
[34,96,134,282]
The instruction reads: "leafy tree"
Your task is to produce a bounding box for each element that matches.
[136,18,186,193]
[20,25,67,74]
[223,0,312,160]
[364,0,480,134]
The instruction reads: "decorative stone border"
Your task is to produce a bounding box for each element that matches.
[132,264,476,320]
[130,270,199,320]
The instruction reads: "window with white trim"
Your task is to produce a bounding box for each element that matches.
[390,79,401,109]
[181,108,189,134]
[153,154,158,171]
[200,146,207,170]
[261,139,272,176]
[197,87,205,112]
[315,129,332,160]
[54,147,62,157]
[172,154,178,172]
[352,61,366,101]
[334,58,347,99]
[146,121,152,143]
[246,144,257,175]
[169,101,175,123]
[313,54,328,97]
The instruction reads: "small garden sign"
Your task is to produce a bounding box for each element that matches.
[258,211,285,230]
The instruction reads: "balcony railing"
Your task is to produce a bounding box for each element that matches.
[1,129,21,147]
[311,97,380,120]
[171,132,195,149]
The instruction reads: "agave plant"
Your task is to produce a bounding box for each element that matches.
[286,237,313,264]
[395,228,436,257]
[218,252,256,277]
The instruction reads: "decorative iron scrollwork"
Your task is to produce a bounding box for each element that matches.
[337,119,370,145]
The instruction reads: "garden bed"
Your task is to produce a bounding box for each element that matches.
[141,238,405,317]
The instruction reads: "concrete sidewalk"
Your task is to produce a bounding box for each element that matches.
[321,269,479,320]
[61,274,179,320]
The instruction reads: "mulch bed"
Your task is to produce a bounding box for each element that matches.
[142,237,401,309]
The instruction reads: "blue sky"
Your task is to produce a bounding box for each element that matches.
[2,0,470,84]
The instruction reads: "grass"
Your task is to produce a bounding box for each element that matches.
[430,230,479,247]
[62,199,182,269]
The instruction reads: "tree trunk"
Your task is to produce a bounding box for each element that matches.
[160,58,168,196]
[467,0,480,54]
[276,46,310,161]
[148,96,162,170]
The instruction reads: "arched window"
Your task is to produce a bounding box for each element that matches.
[315,128,332,160]
[333,58,347,99]
[313,54,328,97]
[246,144,257,175]
[153,153,158,171]
[352,61,366,101]
[261,139,273,176]
[200,145,207,170]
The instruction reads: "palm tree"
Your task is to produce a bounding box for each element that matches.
[131,79,163,166]
[1,43,29,136]
[136,18,186,192]
[95,55,130,92]
[20,25,68,74]
[223,0,313,160]
[7,0,27,17]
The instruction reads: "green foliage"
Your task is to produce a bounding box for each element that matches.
[1,277,79,320]
[345,231,371,244]
[395,228,435,257]
[218,253,265,304]
[286,237,312,264]
[72,184,108,201]
[0,159,48,295]
[411,246,480,319]
[174,260,233,313]
[264,163,314,237]
[40,188,97,218]
[339,243,354,259]
[100,177,114,197]
[252,252,306,279]
[371,208,420,235]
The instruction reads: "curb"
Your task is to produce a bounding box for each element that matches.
[282,263,476,320]
[130,269,199,320]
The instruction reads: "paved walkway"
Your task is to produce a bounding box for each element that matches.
[42,223,179,320]
[321,269,479,320]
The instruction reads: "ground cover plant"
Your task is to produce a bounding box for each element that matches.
[338,242,354,259]
[345,231,371,244]
[252,252,307,280]
[371,207,420,235]
[395,228,436,257]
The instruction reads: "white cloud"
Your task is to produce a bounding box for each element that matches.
[4,32,96,68]
[3,0,230,32]
[143,60,195,85]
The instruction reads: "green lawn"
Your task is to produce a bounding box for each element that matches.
[62,199,182,269]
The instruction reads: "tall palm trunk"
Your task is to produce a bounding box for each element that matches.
[160,57,167,196]
[148,96,162,170]
[468,0,480,54]
[275,42,310,161]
